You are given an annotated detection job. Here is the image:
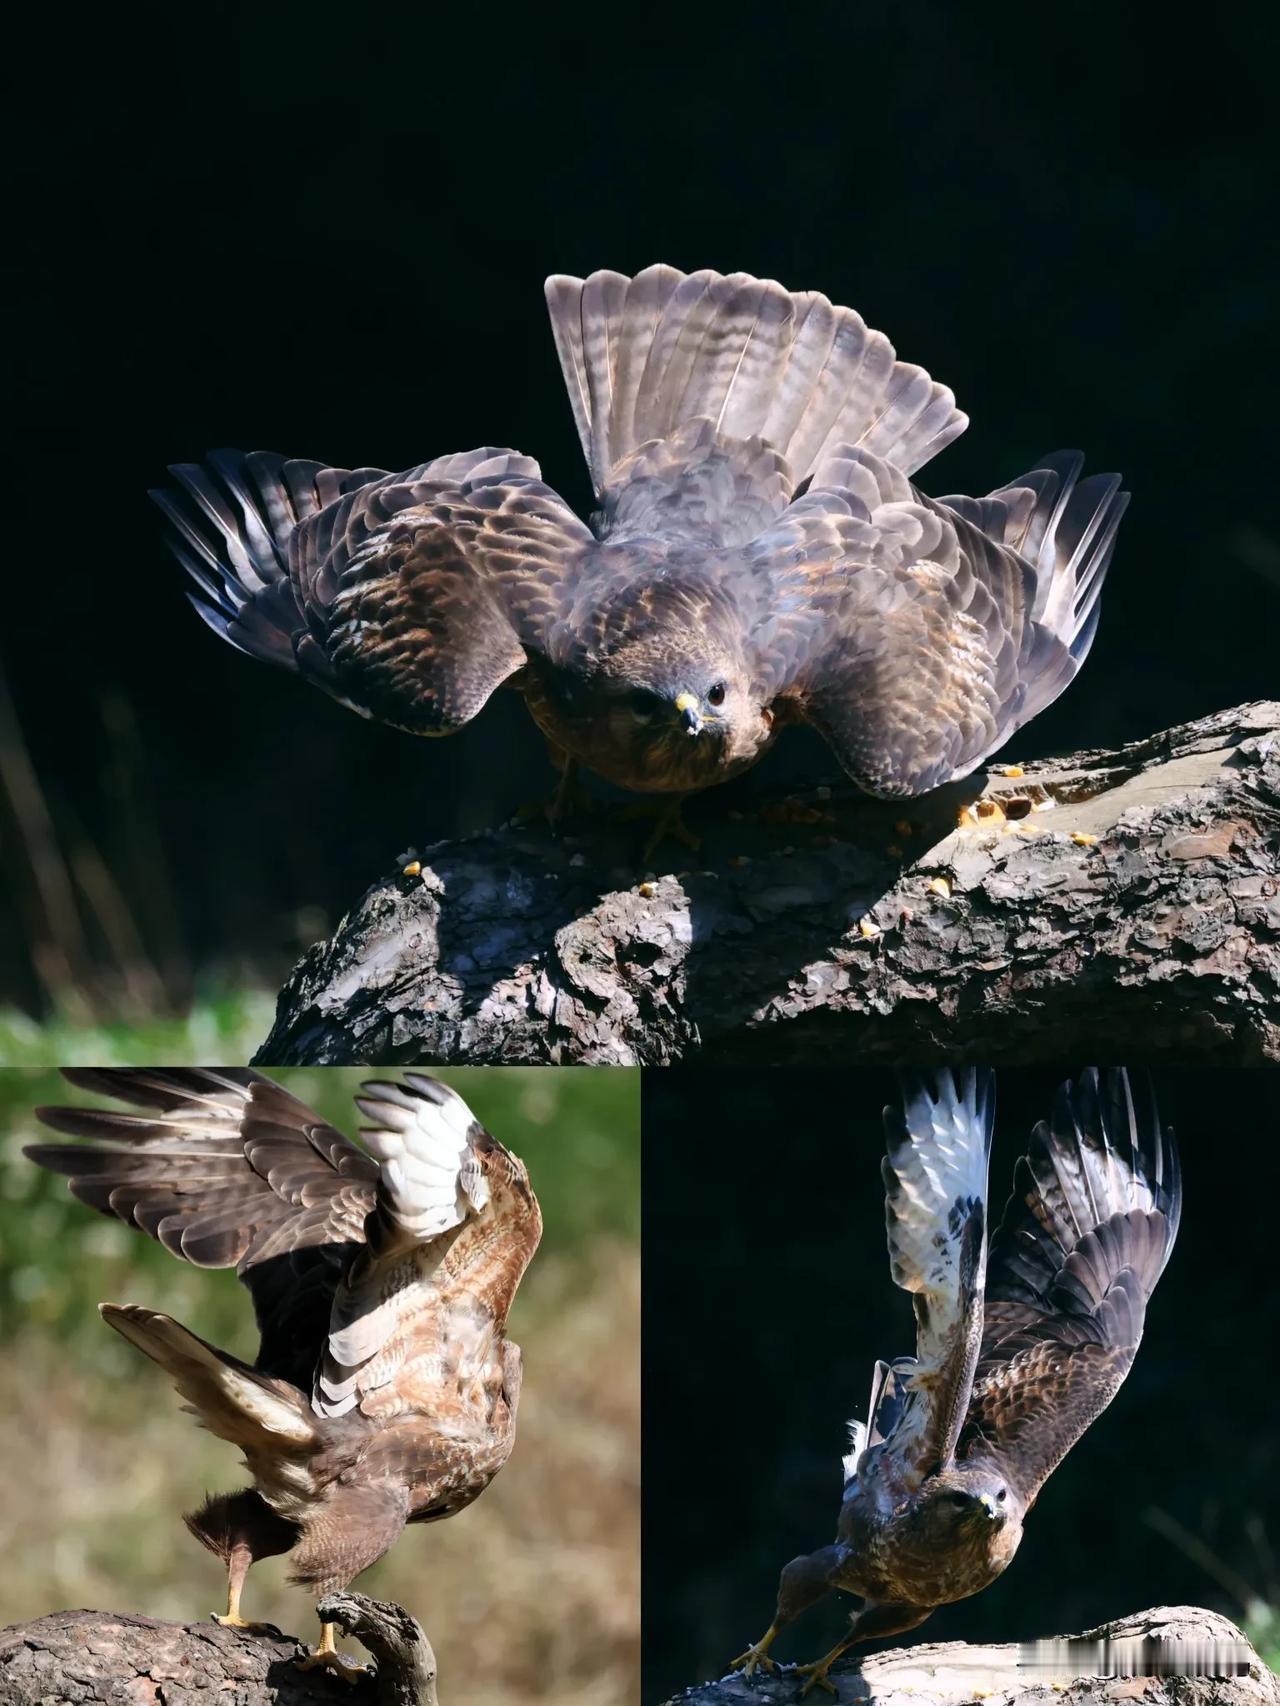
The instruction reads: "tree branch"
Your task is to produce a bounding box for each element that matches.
[256,701,1280,1066]
[0,1594,438,1706]
[671,1606,1277,1706]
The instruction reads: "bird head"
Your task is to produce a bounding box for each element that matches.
[914,1467,1015,1539]
[593,636,774,791]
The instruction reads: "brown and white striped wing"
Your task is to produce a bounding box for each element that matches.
[873,1069,994,1491]
[313,1075,540,1427]
[27,1069,379,1387]
[960,1069,1181,1502]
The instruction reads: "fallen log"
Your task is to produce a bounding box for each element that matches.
[256,701,1280,1065]
[0,1592,438,1706]
[667,1605,1276,1706]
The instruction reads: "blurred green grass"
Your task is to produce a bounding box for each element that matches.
[0,991,276,1070]
[0,1067,640,1706]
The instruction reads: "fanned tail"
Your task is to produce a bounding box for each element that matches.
[545,265,966,540]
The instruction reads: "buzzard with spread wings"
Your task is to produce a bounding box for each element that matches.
[731,1067,1180,1695]
[26,1069,541,1679]
[155,266,1126,809]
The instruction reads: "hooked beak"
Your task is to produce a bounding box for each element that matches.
[978,1493,1002,1522]
[674,691,703,737]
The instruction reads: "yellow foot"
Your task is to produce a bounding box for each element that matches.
[795,1661,840,1697]
[213,1612,275,1633]
[793,1644,853,1698]
[295,1648,369,1684]
[296,1622,368,1683]
[729,1623,780,1678]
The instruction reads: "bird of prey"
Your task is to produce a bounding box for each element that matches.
[26,1069,541,1679]
[154,266,1127,825]
[730,1067,1180,1696]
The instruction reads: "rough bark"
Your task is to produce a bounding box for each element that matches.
[0,1593,437,1706]
[256,701,1280,1066]
[668,1606,1277,1706]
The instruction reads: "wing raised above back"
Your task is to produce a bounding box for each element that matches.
[28,1069,379,1388]
[313,1075,542,1428]
[959,1069,1180,1504]
[871,1069,995,1493]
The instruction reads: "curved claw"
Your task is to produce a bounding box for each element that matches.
[295,1648,369,1684]
[213,1612,276,1635]
[729,1622,781,1679]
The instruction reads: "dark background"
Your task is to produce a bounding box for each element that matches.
[5,3,1279,1019]
[642,1067,1279,1698]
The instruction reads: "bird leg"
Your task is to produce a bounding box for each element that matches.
[729,1620,782,1677]
[794,1601,932,1697]
[212,1549,274,1633]
[517,748,594,830]
[296,1620,370,1684]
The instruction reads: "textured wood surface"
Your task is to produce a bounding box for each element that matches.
[0,1592,437,1706]
[668,1606,1276,1706]
[256,701,1280,1065]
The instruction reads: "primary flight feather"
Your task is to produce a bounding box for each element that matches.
[155,266,1126,804]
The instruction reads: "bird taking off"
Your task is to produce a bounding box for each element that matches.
[26,1069,541,1680]
[729,1068,1180,1696]
[154,267,1126,812]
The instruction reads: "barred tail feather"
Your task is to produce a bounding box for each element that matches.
[544,265,967,502]
[100,1303,315,1448]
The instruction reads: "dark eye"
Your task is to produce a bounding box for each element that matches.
[627,691,658,725]
[707,681,727,707]
[997,1488,1007,1503]
[945,1492,969,1508]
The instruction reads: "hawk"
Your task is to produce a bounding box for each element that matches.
[26,1068,541,1680]
[730,1067,1180,1695]
[154,266,1126,821]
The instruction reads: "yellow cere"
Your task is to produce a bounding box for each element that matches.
[674,692,699,714]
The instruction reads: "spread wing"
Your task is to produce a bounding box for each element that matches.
[746,447,1127,796]
[153,448,594,736]
[313,1075,541,1426]
[28,1069,379,1387]
[959,1069,1180,1504]
[870,1070,994,1493]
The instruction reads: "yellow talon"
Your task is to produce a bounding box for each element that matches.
[730,1622,781,1678]
[296,1622,368,1684]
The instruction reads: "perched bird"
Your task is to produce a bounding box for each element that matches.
[26,1069,541,1679]
[154,266,1126,827]
[730,1067,1180,1696]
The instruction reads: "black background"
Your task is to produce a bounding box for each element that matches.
[643,1067,1279,1698]
[5,3,1279,1011]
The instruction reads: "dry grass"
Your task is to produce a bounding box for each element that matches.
[0,1240,639,1706]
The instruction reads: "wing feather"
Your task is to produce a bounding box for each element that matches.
[28,1070,378,1386]
[959,1069,1180,1502]
[873,1069,995,1488]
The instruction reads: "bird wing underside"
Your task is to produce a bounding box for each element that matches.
[29,1070,380,1387]
[874,1070,995,1491]
[960,1069,1181,1500]
[313,1077,541,1424]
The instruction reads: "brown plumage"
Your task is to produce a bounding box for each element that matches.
[154,266,1126,805]
[26,1069,541,1676]
[731,1068,1180,1695]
